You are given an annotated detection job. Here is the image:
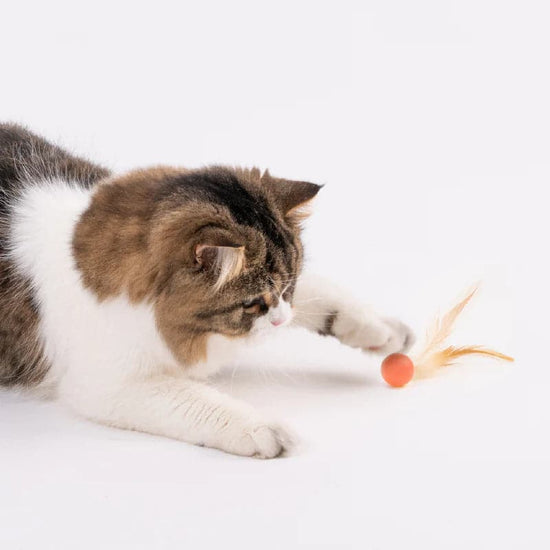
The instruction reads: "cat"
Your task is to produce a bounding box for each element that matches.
[0,123,413,458]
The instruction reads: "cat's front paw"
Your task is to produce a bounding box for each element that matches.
[331,310,414,355]
[223,421,293,459]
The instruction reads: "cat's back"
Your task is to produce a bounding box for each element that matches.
[0,124,110,211]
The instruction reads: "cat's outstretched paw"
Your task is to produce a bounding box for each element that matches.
[222,421,293,459]
[331,311,414,355]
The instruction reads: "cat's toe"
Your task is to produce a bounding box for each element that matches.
[228,422,293,459]
[369,318,415,355]
[249,424,293,459]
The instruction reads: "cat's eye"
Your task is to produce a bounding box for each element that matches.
[243,296,266,314]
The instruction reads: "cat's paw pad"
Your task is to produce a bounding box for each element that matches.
[228,422,293,459]
[332,311,414,355]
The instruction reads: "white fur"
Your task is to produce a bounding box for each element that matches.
[8,180,412,458]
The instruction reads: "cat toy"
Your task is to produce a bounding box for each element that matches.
[381,286,514,387]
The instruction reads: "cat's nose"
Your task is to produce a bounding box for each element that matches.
[269,301,292,327]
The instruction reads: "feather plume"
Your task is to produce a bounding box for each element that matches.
[412,285,514,379]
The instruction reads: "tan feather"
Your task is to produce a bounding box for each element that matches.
[412,285,514,379]
[420,287,476,354]
[414,345,514,379]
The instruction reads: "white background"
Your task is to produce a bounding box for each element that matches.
[0,1,547,548]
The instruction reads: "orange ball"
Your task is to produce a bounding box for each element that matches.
[381,353,415,387]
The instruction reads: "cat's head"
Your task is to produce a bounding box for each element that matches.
[73,166,321,364]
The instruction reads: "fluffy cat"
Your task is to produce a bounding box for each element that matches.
[0,123,412,458]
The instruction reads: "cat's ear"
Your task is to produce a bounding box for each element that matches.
[195,243,245,291]
[262,170,322,222]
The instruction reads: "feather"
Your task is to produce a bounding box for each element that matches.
[412,285,514,379]
[415,286,477,364]
[414,345,514,379]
